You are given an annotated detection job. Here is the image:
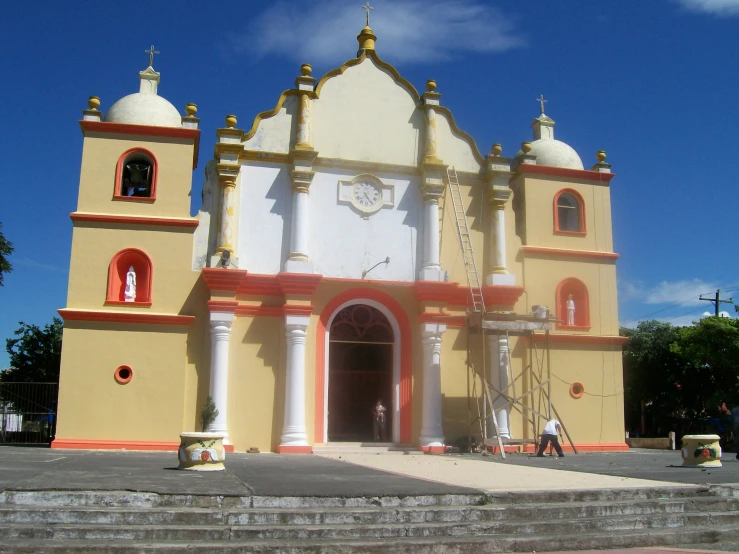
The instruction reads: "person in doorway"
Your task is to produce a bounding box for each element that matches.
[537,418,565,457]
[373,399,387,441]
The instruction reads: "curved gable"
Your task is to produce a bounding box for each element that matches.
[312,54,424,167]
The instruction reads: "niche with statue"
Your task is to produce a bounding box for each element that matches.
[105,248,153,305]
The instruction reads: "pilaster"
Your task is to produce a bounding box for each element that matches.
[487,333,511,438]
[212,115,243,268]
[485,148,515,286]
[208,311,234,443]
[419,323,446,451]
[278,314,312,453]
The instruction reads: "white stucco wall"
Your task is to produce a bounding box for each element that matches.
[243,95,298,154]
[310,169,421,281]
[312,58,424,167]
[436,111,483,174]
[237,163,292,273]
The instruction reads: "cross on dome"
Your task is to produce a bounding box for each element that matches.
[145,45,160,67]
[362,2,374,26]
[537,94,547,115]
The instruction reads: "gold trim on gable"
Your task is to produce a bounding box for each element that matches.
[435,106,486,167]
[314,51,422,107]
[242,90,301,142]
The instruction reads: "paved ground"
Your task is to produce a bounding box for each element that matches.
[0,447,478,496]
[467,449,739,486]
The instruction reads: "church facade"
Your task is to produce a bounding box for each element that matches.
[53,24,627,453]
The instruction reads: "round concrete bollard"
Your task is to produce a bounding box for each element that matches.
[178,432,226,471]
[680,434,721,468]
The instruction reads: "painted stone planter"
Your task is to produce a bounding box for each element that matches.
[178,432,226,471]
[681,434,721,468]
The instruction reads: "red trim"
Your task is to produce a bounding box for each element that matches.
[555,277,590,330]
[446,284,525,308]
[58,309,195,326]
[553,188,586,236]
[322,277,416,287]
[79,120,200,170]
[420,445,447,454]
[418,312,466,328]
[516,163,615,183]
[284,304,313,316]
[71,212,199,229]
[522,442,629,453]
[113,148,158,202]
[277,273,323,296]
[207,300,239,313]
[521,246,619,261]
[106,248,153,305]
[316,289,413,444]
[239,274,283,296]
[570,382,585,399]
[51,439,181,451]
[114,365,133,385]
[412,281,458,303]
[529,332,628,346]
[236,305,284,317]
[201,268,248,291]
[276,445,314,454]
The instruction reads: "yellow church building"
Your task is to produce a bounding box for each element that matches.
[53,23,627,454]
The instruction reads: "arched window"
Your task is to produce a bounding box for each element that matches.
[553,189,585,235]
[106,248,153,306]
[113,148,158,202]
[555,278,590,330]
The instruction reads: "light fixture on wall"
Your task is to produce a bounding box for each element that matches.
[362,256,390,279]
[220,249,231,268]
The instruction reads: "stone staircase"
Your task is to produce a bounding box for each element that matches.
[1,485,738,552]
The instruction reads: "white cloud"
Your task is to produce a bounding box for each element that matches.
[13,258,66,273]
[640,279,718,305]
[673,0,739,15]
[231,0,524,66]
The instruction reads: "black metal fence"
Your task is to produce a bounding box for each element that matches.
[0,382,58,445]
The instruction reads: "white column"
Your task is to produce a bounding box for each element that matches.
[208,313,234,441]
[422,195,441,272]
[216,178,236,254]
[491,203,507,275]
[487,333,511,438]
[419,323,446,447]
[280,315,310,447]
[288,184,310,262]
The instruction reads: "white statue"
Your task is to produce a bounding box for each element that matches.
[124,266,137,302]
[566,294,575,325]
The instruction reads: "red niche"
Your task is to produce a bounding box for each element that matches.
[106,248,153,305]
[556,277,590,330]
[114,365,133,384]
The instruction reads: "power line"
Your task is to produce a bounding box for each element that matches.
[700,289,734,318]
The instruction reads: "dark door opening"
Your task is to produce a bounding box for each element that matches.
[327,304,393,442]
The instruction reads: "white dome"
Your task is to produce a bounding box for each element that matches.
[517,139,584,170]
[104,92,181,128]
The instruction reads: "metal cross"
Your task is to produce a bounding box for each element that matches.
[537,94,547,115]
[145,45,160,67]
[361,2,374,26]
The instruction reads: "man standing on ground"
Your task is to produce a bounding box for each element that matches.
[537,418,565,457]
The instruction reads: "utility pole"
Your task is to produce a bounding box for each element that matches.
[699,290,734,317]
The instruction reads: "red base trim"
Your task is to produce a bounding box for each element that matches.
[71,212,199,229]
[58,309,195,326]
[276,445,313,454]
[521,442,630,453]
[420,445,447,454]
[51,439,180,451]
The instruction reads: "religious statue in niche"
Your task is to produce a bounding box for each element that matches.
[124,266,137,302]
[566,294,575,325]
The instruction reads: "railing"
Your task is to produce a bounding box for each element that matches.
[0,382,59,445]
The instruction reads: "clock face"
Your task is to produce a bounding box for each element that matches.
[352,181,381,210]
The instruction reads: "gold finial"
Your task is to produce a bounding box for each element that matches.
[491,143,502,156]
[185,103,197,116]
[596,150,607,162]
[88,96,101,111]
[300,63,312,76]
[426,79,437,92]
[521,141,532,154]
[225,114,237,128]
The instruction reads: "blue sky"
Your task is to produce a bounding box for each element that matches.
[1,0,738,368]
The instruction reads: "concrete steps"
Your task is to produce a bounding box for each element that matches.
[1,485,738,552]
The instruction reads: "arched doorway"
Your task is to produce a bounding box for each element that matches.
[328,304,394,442]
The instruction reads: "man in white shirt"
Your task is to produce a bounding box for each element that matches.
[537,419,565,457]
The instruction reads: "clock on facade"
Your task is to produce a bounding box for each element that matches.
[338,173,394,216]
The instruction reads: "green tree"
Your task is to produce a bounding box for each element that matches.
[621,320,693,435]
[0,222,13,286]
[671,316,739,412]
[2,318,63,383]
